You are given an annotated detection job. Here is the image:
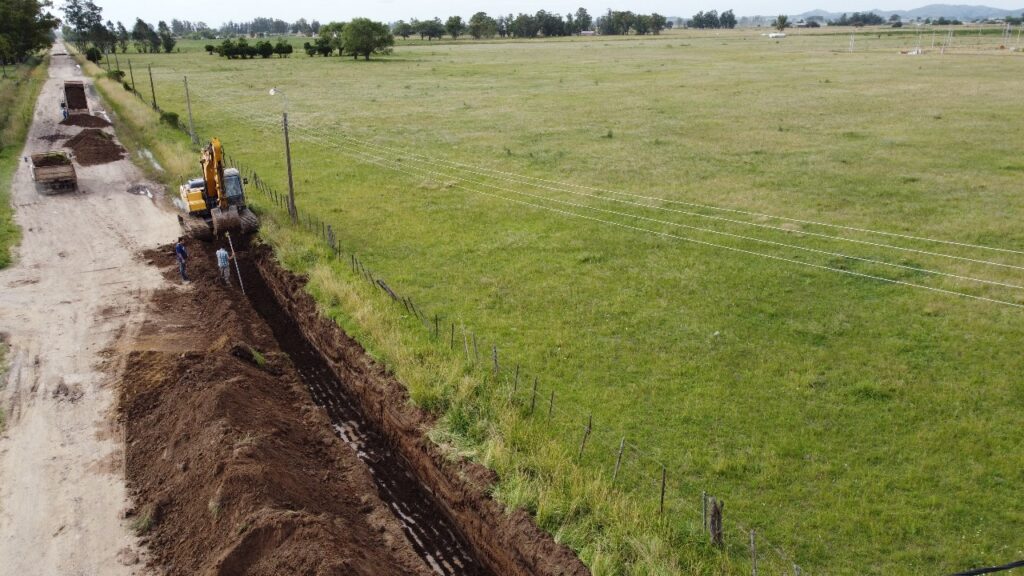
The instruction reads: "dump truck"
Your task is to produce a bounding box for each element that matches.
[176,138,259,240]
[62,81,89,116]
[30,152,78,193]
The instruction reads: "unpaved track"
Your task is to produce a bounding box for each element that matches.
[0,44,178,575]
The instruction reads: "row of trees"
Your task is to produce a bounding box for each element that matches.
[688,10,738,29]
[828,12,886,26]
[219,18,324,38]
[0,0,59,68]
[61,1,180,58]
[214,19,393,60]
[211,38,293,58]
[391,9,597,40]
[595,11,670,35]
[390,9,683,39]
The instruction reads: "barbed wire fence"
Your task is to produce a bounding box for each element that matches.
[107,64,809,575]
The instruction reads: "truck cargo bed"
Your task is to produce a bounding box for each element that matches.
[31,152,77,192]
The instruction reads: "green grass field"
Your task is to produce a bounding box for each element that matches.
[100,27,1024,574]
[0,57,48,268]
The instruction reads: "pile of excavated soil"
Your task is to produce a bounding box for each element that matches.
[64,128,124,166]
[60,114,110,128]
[119,243,432,576]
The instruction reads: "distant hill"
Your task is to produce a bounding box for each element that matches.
[793,4,1024,21]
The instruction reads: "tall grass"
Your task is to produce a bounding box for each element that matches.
[0,56,49,268]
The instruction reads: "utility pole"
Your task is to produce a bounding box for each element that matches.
[183,75,198,146]
[148,64,157,109]
[283,110,296,223]
[269,87,297,223]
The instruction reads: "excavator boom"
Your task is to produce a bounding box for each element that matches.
[176,138,258,240]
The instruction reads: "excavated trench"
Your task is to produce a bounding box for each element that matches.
[235,251,492,576]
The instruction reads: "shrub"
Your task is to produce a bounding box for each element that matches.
[159,111,179,128]
[106,70,125,82]
[85,46,102,63]
[205,44,215,54]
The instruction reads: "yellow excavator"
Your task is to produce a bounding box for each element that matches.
[176,138,259,240]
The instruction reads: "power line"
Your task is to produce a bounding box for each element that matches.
[296,126,1024,294]
[293,128,1024,310]
[315,129,1024,257]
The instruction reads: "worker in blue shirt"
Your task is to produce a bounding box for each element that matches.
[174,237,189,282]
[216,246,231,285]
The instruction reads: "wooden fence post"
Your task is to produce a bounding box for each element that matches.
[578,414,592,459]
[613,437,625,483]
[750,529,757,576]
[709,498,724,547]
[702,491,708,532]
[529,377,538,415]
[660,465,667,514]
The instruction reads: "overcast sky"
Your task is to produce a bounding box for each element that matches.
[65,0,1024,26]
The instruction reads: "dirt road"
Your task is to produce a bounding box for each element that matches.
[0,44,177,575]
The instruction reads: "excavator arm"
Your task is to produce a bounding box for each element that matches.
[201,138,229,211]
[201,138,240,235]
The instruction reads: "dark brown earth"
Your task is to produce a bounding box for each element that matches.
[31,152,71,167]
[64,128,124,165]
[120,243,432,576]
[60,114,111,128]
[38,132,71,142]
[120,238,590,576]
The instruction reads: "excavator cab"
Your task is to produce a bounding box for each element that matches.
[177,139,259,240]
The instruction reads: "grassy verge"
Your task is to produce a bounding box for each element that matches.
[0,56,49,268]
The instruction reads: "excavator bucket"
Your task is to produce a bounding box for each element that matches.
[211,206,242,237]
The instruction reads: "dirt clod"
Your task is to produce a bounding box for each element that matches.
[52,380,83,402]
[64,128,125,166]
[60,114,110,128]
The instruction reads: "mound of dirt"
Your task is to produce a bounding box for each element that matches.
[64,128,124,166]
[120,243,432,576]
[60,114,110,128]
